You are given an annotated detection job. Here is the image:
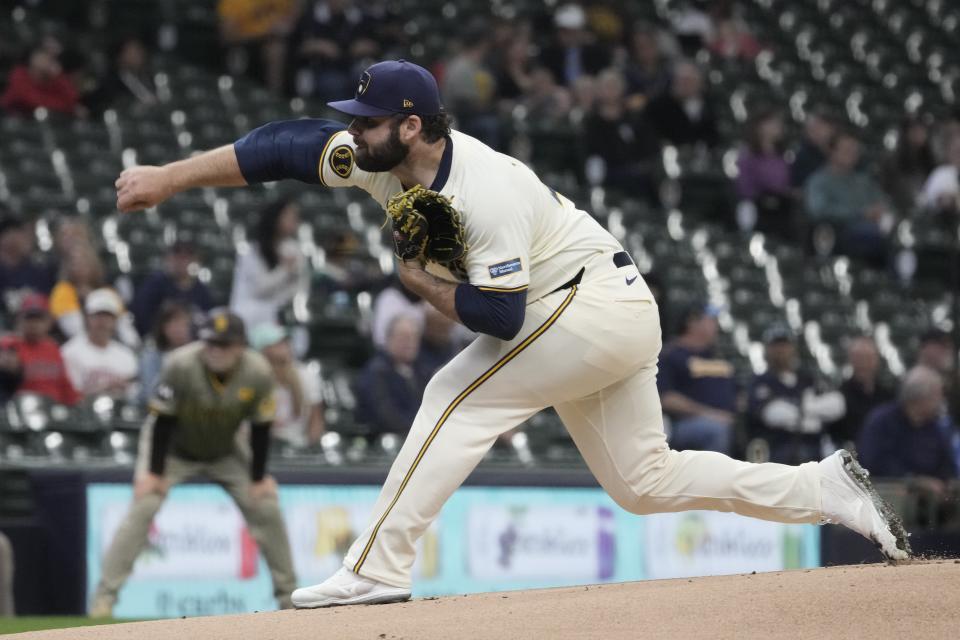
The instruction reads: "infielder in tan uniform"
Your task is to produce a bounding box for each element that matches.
[90,310,296,616]
[113,60,910,608]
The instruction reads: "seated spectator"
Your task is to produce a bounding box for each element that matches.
[417,304,462,377]
[914,328,959,422]
[520,66,573,127]
[657,303,737,454]
[371,277,423,349]
[858,366,958,484]
[540,4,611,87]
[355,315,430,436]
[130,241,214,336]
[49,244,105,339]
[491,28,534,104]
[442,23,500,148]
[51,216,95,272]
[881,115,935,213]
[0,214,55,315]
[230,198,309,334]
[292,0,382,100]
[90,35,159,113]
[581,68,660,201]
[138,301,194,405]
[1,42,81,116]
[623,22,673,110]
[218,0,300,94]
[644,60,719,147]
[669,0,713,55]
[0,293,79,405]
[919,133,960,219]
[804,130,893,265]
[746,326,844,464]
[62,289,138,399]
[251,323,324,448]
[708,18,762,61]
[735,109,797,239]
[829,335,895,449]
[790,107,836,189]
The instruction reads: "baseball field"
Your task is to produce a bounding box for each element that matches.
[4,561,958,639]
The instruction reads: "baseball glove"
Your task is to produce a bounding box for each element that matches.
[385,185,467,264]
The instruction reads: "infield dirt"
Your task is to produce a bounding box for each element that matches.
[11,560,960,639]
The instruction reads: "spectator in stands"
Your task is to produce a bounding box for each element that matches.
[668,0,713,55]
[708,17,762,61]
[790,107,835,188]
[91,35,158,112]
[230,198,309,334]
[355,314,430,436]
[491,27,534,105]
[540,3,611,88]
[858,366,958,483]
[371,276,423,349]
[622,23,673,111]
[657,303,737,454]
[252,323,324,448]
[0,293,79,405]
[292,0,383,100]
[829,335,895,449]
[735,109,797,239]
[881,115,936,214]
[914,328,959,420]
[138,301,193,405]
[130,241,214,336]
[0,214,55,316]
[520,66,572,128]
[581,68,660,201]
[417,304,461,377]
[804,130,893,266]
[49,244,105,339]
[51,216,95,271]
[1,42,81,117]
[0,340,19,404]
[919,133,960,220]
[217,0,300,95]
[746,326,844,464]
[62,288,138,399]
[644,60,719,148]
[442,23,500,148]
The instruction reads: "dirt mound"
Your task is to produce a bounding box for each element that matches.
[13,561,960,639]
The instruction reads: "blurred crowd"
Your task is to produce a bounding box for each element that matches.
[1,1,959,503]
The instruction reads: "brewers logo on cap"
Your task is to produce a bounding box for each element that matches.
[357,71,371,96]
[330,145,354,178]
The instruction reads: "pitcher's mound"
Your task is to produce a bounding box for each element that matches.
[14,561,960,639]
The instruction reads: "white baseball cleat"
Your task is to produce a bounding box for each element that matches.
[819,449,911,563]
[291,567,411,609]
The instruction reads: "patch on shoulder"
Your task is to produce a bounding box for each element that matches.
[488,257,523,279]
[330,144,355,179]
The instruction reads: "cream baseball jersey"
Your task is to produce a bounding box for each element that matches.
[315,128,651,303]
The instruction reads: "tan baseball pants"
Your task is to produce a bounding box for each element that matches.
[344,252,823,588]
[92,422,297,609]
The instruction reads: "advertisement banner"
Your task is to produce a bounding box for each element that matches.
[87,483,819,619]
[644,511,817,579]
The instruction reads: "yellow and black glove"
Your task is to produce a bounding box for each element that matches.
[386,185,467,264]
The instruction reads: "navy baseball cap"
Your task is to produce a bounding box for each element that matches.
[327,59,444,117]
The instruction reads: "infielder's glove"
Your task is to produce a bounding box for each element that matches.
[386,185,467,264]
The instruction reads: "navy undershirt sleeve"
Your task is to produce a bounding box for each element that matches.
[454,285,527,341]
[233,118,347,184]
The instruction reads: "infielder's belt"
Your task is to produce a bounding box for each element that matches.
[553,250,634,293]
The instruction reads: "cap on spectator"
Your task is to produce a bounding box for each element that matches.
[327,59,444,117]
[250,322,288,351]
[555,4,587,29]
[19,293,49,317]
[199,309,247,346]
[762,324,794,345]
[85,288,123,316]
[920,327,953,346]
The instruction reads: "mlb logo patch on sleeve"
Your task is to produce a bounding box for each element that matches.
[488,257,523,278]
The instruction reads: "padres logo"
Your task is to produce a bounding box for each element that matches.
[330,145,354,178]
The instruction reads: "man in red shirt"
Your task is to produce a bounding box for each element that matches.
[0,293,79,405]
[1,45,80,116]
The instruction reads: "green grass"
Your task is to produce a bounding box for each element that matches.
[0,617,137,635]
